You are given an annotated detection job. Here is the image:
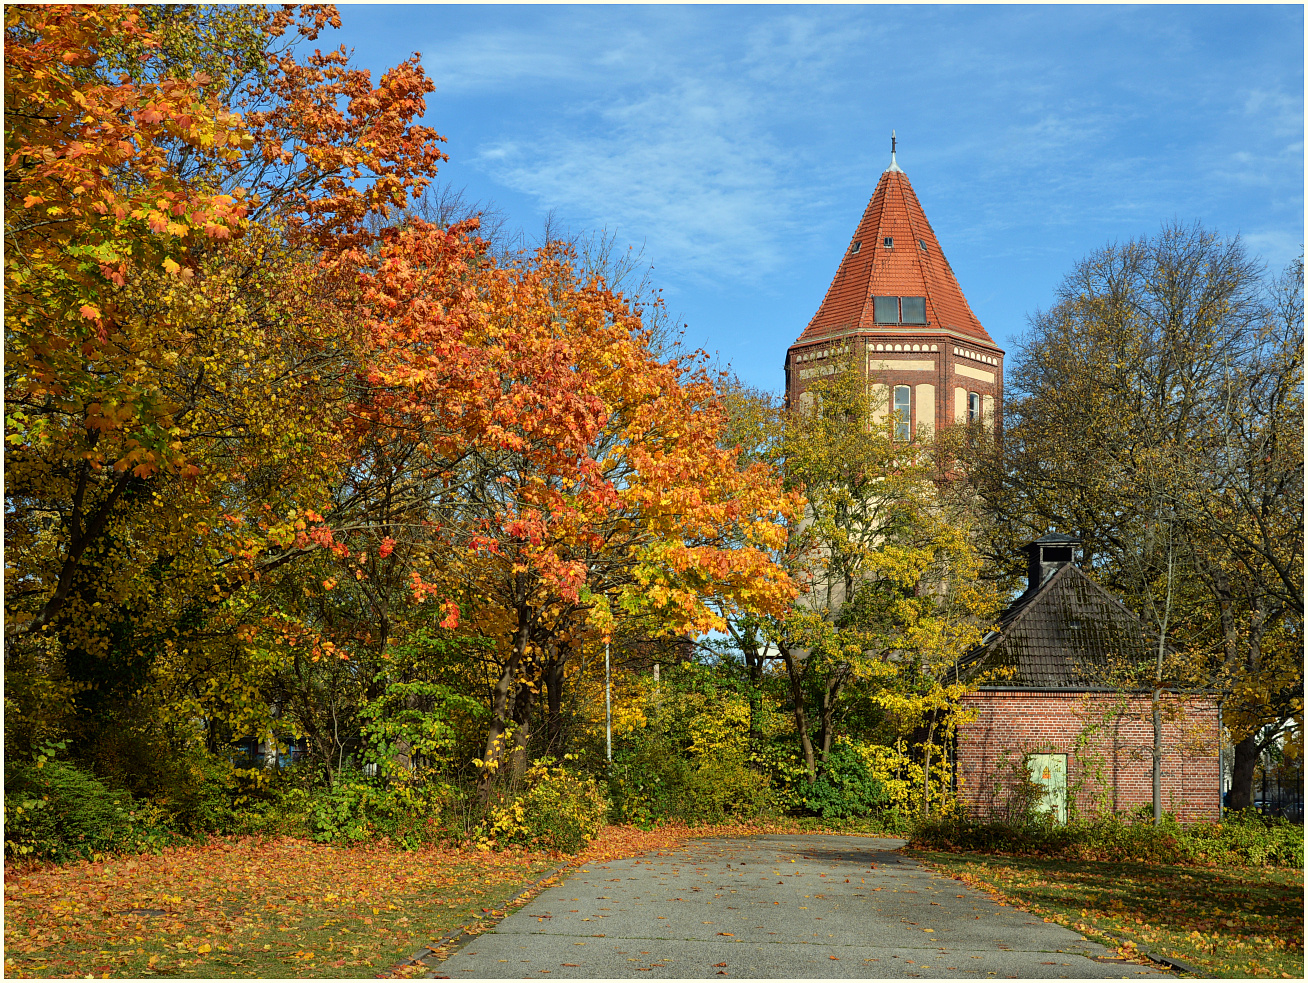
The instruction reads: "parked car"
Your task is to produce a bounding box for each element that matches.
[1252,799,1304,821]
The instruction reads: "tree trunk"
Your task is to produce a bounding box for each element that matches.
[1223,593,1268,813]
[779,644,816,784]
[480,586,531,804]
[509,679,534,789]
[544,647,566,757]
[744,639,763,744]
[1151,542,1174,827]
[817,667,848,766]
[1211,562,1240,672]
[921,711,939,819]
[1229,732,1260,810]
[261,726,279,770]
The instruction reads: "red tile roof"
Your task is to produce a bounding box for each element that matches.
[796,166,996,347]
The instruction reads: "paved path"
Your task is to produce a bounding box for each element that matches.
[436,835,1169,979]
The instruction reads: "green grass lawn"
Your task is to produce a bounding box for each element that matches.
[912,849,1304,979]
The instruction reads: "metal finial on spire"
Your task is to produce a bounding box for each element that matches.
[886,129,904,173]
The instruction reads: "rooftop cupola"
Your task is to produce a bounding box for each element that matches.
[1023,533,1081,594]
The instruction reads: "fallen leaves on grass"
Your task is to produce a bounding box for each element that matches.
[3,835,560,979]
[574,824,688,865]
[4,821,873,979]
[913,849,1304,980]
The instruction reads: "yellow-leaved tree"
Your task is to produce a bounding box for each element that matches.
[719,368,1000,816]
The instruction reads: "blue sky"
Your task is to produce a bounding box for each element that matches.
[337,3,1303,391]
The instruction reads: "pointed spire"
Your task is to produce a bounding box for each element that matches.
[886,129,904,173]
[793,157,997,347]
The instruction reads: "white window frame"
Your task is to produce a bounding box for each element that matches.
[893,385,911,440]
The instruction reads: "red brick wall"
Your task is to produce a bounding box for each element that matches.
[957,690,1220,822]
[784,332,1004,436]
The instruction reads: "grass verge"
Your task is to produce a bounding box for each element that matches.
[911,849,1304,979]
[3,826,693,979]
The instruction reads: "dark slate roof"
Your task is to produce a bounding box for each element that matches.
[1030,532,1081,546]
[958,562,1156,689]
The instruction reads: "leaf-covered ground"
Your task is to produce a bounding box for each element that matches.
[913,849,1304,979]
[3,827,698,979]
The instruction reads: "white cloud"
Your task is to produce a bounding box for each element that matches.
[1239,230,1303,272]
[427,31,587,92]
[476,78,811,282]
[413,6,1302,295]
[1243,87,1303,138]
[432,12,867,284]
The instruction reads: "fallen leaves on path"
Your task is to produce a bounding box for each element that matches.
[574,816,880,865]
[1,823,715,980]
[574,824,688,865]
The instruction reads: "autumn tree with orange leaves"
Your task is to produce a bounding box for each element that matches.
[266,223,799,799]
[4,4,450,785]
[5,4,799,831]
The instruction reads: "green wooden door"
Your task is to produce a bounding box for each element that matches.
[1027,753,1067,823]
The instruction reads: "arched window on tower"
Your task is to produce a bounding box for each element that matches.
[894,386,911,440]
[968,392,982,422]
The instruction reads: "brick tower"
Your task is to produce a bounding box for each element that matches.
[786,138,1002,436]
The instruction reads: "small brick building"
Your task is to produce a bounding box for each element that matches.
[955,535,1221,822]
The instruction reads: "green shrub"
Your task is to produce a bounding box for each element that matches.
[360,679,480,773]
[302,772,460,849]
[4,757,180,863]
[139,753,318,840]
[487,763,608,852]
[799,740,887,820]
[605,665,781,825]
[689,755,777,822]
[1197,809,1304,867]
[306,773,378,844]
[225,782,314,839]
[911,809,1304,868]
[608,740,777,826]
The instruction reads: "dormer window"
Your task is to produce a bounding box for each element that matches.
[850,240,861,254]
[872,296,928,325]
[883,236,894,248]
[918,239,928,251]
[900,296,926,324]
